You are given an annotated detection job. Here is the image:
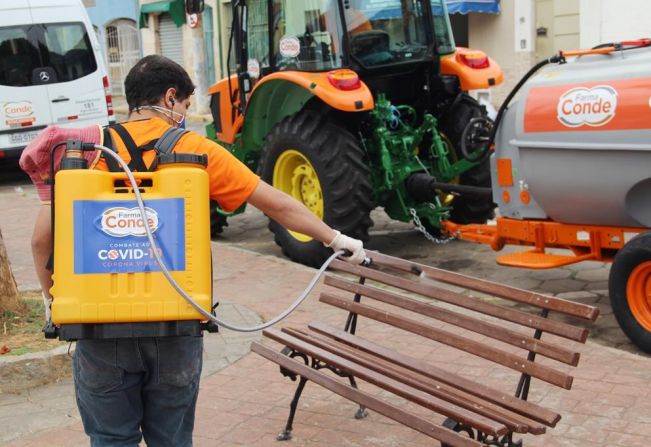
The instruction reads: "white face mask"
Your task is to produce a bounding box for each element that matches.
[138,105,186,127]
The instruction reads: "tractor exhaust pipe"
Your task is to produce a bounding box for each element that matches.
[405,173,493,202]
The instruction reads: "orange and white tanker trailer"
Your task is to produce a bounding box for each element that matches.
[445,40,651,353]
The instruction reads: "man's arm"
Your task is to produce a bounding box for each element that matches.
[246,181,366,263]
[247,181,337,243]
[31,206,53,297]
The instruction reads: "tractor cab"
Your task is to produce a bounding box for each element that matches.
[238,1,457,100]
[267,0,454,70]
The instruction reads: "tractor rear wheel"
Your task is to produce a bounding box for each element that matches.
[259,111,373,267]
[438,94,495,224]
[609,231,651,353]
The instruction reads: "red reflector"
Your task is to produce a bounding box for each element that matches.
[0,151,6,158]
[327,69,361,91]
[103,76,114,116]
[68,115,78,120]
[21,121,33,127]
[456,52,490,69]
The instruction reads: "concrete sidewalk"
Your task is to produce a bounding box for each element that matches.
[2,184,651,447]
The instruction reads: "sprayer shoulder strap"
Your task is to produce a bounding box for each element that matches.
[110,123,149,172]
[155,127,189,155]
[102,124,189,173]
[101,126,121,172]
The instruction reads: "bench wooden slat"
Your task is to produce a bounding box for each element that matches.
[362,252,599,321]
[320,293,574,390]
[325,275,581,366]
[330,261,589,342]
[252,342,486,447]
[284,327,547,435]
[263,328,509,437]
[308,321,561,427]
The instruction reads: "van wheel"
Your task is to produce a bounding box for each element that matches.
[609,231,651,353]
[259,111,373,268]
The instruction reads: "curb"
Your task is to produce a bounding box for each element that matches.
[0,344,73,394]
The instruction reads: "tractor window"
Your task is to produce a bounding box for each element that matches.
[346,0,430,67]
[272,0,344,71]
[430,0,455,55]
[247,0,270,77]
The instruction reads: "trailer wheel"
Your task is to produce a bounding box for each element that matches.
[259,110,373,267]
[438,94,495,224]
[609,231,651,353]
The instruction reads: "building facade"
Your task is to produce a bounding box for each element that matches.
[466,0,651,105]
[138,0,220,114]
[84,0,142,96]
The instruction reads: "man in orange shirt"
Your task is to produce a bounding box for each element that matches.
[21,55,365,447]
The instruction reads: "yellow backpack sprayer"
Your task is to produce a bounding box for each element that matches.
[45,129,351,340]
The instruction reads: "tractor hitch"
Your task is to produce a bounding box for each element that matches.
[405,173,492,202]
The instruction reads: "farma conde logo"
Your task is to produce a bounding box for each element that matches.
[100,207,159,237]
[557,85,618,128]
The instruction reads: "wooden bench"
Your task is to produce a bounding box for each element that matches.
[251,251,599,446]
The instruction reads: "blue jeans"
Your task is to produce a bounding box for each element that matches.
[73,336,203,447]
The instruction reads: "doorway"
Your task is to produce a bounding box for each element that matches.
[105,19,141,96]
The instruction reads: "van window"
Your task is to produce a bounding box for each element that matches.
[0,22,97,87]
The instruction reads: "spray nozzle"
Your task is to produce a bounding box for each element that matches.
[340,249,372,267]
[64,140,96,152]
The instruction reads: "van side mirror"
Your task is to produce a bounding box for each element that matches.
[185,0,204,14]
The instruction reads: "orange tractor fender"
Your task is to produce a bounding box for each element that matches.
[440,47,504,91]
[207,70,374,148]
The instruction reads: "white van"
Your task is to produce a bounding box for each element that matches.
[0,0,114,159]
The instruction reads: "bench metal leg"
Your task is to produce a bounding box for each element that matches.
[441,418,523,447]
[277,376,309,441]
[348,376,368,419]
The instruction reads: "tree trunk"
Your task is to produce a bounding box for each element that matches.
[0,227,22,315]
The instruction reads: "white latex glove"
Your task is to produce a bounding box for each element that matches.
[324,230,366,265]
[43,292,52,322]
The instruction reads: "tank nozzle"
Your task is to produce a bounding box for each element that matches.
[61,140,89,170]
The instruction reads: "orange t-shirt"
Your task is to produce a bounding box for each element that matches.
[94,118,260,212]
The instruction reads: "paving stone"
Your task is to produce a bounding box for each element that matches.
[540,278,588,293]
[585,281,610,292]
[576,268,611,282]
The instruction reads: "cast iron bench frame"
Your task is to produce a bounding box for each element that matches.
[252,251,599,446]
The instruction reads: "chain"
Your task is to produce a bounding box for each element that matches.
[409,207,456,244]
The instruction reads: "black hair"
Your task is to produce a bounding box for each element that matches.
[124,55,196,112]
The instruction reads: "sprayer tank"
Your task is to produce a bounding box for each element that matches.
[51,164,212,325]
[492,46,651,227]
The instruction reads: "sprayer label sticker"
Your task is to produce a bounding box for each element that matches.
[73,198,185,274]
[524,77,651,133]
[557,86,617,127]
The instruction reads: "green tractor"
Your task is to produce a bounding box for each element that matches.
[205,0,503,267]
